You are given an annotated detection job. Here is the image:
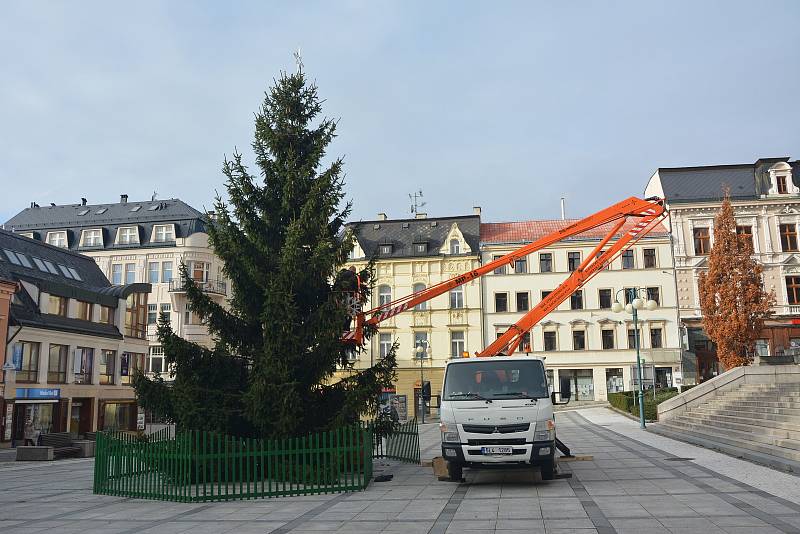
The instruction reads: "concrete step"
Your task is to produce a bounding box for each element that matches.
[692,407,800,425]
[682,411,800,433]
[664,418,800,452]
[672,413,800,441]
[707,399,800,410]
[695,404,800,417]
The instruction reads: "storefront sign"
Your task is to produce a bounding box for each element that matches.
[15,388,61,400]
[3,404,12,441]
[137,411,145,431]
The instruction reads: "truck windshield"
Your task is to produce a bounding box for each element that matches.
[443,359,548,401]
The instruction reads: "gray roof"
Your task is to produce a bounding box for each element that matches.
[348,215,481,259]
[0,228,150,338]
[3,197,206,251]
[657,157,799,204]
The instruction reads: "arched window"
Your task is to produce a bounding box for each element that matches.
[413,283,426,310]
[449,239,460,254]
[378,285,392,306]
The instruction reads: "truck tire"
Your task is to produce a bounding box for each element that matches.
[447,461,463,482]
[540,459,555,481]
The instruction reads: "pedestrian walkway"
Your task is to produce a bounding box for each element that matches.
[1,408,799,533]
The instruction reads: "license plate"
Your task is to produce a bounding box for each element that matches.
[481,446,512,455]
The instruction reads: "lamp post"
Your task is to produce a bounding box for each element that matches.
[415,343,432,424]
[612,289,657,429]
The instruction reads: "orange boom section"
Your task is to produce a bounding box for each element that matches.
[342,196,666,355]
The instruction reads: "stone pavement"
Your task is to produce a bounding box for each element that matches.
[1,408,799,533]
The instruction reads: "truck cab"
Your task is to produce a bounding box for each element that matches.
[439,356,570,481]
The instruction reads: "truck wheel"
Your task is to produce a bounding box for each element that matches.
[540,460,555,481]
[446,461,463,481]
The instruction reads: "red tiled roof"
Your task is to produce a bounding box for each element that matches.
[481,218,669,244]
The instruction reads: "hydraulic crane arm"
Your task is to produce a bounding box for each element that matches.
[343,196,666,350]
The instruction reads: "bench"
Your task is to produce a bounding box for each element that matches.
[16,446,53,461]
[83,432,97,441]
[40,432,81,458]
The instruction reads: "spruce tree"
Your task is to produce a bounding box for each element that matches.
[134,68,396,437]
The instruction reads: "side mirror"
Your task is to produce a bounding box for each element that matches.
[550,377,572,405]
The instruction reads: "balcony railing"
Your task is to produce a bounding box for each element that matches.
[169,277,227,296]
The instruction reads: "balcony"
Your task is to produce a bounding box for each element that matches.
[169,277,227,296]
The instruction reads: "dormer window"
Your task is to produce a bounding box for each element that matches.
[778,175,788,194]
[117,226,139,245]
[379,244,393,255]
[152,224,175,242]
[449,239,460,254]
[81,228,103,247]
[46,231,67,248]
[414,242,428,254]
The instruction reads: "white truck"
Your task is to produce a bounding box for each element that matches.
[438,356,571,481]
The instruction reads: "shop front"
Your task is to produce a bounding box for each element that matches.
[10,388,66,444]
[98,400,138,431]
[560,369,595,401]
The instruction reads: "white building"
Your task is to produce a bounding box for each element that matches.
[480,218,682,400]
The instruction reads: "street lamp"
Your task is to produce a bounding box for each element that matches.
[415,343,432,424]
[612,289,657,429]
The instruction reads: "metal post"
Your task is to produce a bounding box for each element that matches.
[633,307,646,429]
[419,354,425,424]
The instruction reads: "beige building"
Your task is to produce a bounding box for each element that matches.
[481,218,682,399]
[4,195,228,377]
[344,211,483,419]
[645,157,800,379]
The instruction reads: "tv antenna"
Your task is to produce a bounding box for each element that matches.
[293,47,304,73]
[409,190,426,215]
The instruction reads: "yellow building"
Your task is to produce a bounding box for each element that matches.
[344,210,483,419]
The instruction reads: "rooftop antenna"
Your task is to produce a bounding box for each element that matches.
[409,190,426,215]
[293,47,304,73]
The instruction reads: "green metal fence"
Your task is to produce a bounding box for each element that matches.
[94,425,373,502]
[369,418,421,464]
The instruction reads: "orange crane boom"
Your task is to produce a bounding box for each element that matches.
[343,196,666,354]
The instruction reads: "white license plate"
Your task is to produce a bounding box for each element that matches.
[481,446,513,455]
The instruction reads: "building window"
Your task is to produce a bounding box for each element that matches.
[148,346,165,375]
[539,253,552,273]
[451,331,465,358]
[520,332,532,352]
[601,329,615,350]
[623,287,637,304]
[160,303,172,323]
[125,293,148,339]
[736,225,753,251]
[541,290,552,301]
[76,300,92,321]
[643,248,656,268]
[99,350,116,385]
[125,263,136,284]
[47,344,68,384]
[379,333,393,359]
[147,303,158,325]
[148,262,160,284]
[568,252,581,272]
[787,276,800,304]
[599,289,612,309]
[572,330,586,350]
[111,263,122,284]
[191,261,209,282]
[12,342,40,382]
[120,352,145,384]
[493,255,506,275]
[627,329,641,349]
[570,290,583,310]
[100,305,114,325]
[74,347,94,384]
[414,242,427,254]
[162,261,173,283]
[81,229,103,247]
[754,339,770,357]
[153,224,175,242]
[646,287,660,305]
[379,244,392,255]
[378,285,392,306]
[780,224,798,252]
[777,175,788,194]
[621,250,634,270]
[450,287,464,309]
[414,332,429,357]
[514,258,527,274]
[413,283,427,310]
[46,231,67,247]
[117,226,139,245]
[516,292,529,312]
[48,295,67,316]
[650,328,663,349]
[543,331,557,351]
[495,293,508,312]
[693,227,710,255]
[449,239,460,254]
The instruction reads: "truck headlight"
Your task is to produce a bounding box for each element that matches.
[439,422,460,443]
[534,419,555,441]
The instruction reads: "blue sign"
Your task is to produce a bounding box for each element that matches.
[15,388,61,400]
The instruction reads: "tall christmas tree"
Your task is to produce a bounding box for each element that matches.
[698,191,774,369]
[134,67,396,437]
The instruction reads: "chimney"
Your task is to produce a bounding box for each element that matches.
[81,198,87,206]
[560,197,566,220]
[415,212,427,219]
[377,213,387,221]
[120,194,128,204]
[473,206,481,216]
[30,202,39,208]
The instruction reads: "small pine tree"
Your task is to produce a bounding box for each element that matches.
[698,191,774,369]
[134,68,397,437]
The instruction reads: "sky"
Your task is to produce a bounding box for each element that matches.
[1,1,799,225]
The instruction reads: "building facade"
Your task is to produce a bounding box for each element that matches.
[646,158,800,379]
[481,219,682,400]
[4,195,228,377]
[344,211,483,419]
[0,229,150,445]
